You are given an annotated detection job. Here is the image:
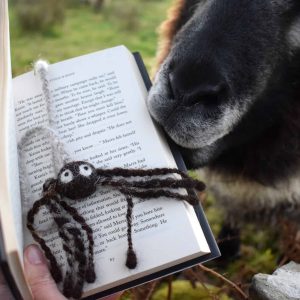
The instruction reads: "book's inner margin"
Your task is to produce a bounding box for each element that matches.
[13,46,210,293]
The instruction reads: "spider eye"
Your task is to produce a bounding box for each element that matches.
[60,169,73,184]
[79,164,92,177]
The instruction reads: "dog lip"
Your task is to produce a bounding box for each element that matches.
[148,91,179,123]
[163,121,201,149]
[162,101,187,127]
[162,105,228,149]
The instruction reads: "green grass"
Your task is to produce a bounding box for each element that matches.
[10,0,172,76]
[152,281,232,300]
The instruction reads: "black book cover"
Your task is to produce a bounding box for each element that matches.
[0,51,220,300]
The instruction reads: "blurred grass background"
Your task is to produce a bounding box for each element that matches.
[9,0,172,76]
[9,1,286,299]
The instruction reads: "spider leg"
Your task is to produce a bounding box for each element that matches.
[58,229,74,298]
[122,192,137,269]
[119,187,199,206]
[47,198,83,298]
[63,226,87,299]
[63,270,73,298]
[72,235,87,300]
[97,167,189,179]
[27,195,62,283]
[116,184,199,270]
[50,196,89,298]
[59,200,96,283]
[100,177,205,192]
[28,194,94,298]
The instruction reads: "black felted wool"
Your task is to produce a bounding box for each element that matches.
[56,161,98,199]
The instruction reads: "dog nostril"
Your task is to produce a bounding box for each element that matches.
[168,73,177,100]
[168,61,228,108]
[184,82,227,107]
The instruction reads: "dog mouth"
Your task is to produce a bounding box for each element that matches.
[148,84,240,150]
[149,96,222,149]
[162,107,220,149]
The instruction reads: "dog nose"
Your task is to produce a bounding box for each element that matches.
[169,61,228,107]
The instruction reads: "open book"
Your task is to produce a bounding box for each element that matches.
[0,1,219,299]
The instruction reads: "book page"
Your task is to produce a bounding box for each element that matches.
[0,0,31,298]
[13,46,210,294]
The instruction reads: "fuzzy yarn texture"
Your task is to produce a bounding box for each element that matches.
[27,161,206,298]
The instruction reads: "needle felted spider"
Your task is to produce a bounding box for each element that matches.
[27,160,206,299]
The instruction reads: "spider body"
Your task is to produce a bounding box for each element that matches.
[27,161,206,299]
[56,161,98,199]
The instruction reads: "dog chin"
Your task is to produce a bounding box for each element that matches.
[182,140,225,167]
[164,124,202,149]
